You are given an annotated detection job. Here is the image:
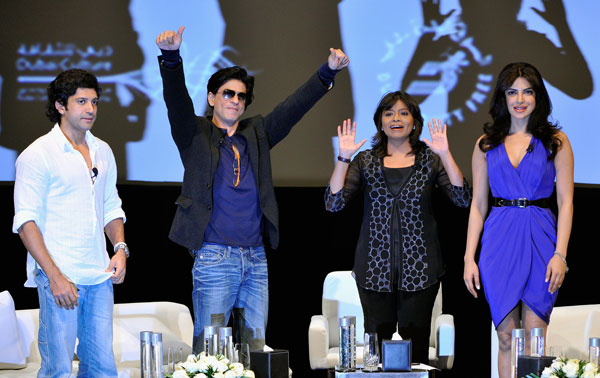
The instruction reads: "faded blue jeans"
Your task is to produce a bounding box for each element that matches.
[34,269,117,378]
[191,243,268,353]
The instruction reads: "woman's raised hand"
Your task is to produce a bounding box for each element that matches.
[423,118,450,156]
[337,118,366,160]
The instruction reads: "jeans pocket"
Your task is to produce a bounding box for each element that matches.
[253,248,268,263]
[195,248,225,266]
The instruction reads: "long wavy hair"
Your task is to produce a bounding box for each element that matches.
[479,62,561,159]
[371,91,425,158]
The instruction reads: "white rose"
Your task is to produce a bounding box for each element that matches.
[243,370,255,378]
[583,372,597,378]
[223,371,238,378]
[563,360,580,377]
[229,363,244,375]
[214,360,230,373]
[173,370,190,378]
[213,373,225,378]
[584,363,599,374]
[186,354,198,363]
[540,367,554,378]
[196,360,210,372]
[193,374,207,378]
[181,361,201,373]
[551,360,565,370]
[205,355,219,366]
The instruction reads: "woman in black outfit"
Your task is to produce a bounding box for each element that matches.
[325,91,471,363]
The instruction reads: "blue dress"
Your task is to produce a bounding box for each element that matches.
[479,136,558,328]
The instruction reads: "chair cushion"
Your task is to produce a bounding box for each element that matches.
[322,271,365,345]
[0,291,27,369]
[113,316,193,367]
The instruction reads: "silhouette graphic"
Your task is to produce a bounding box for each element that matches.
[0,1,149,181]
[216,0,353,185]
[401,0,592,175]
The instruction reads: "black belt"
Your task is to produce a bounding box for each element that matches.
[493,197,551,208]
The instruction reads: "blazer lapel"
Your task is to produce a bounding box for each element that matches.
[238,121,260,190]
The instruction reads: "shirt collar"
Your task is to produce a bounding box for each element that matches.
[50,123,99,153]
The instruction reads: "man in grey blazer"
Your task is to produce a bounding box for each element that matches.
[156,26,349,352]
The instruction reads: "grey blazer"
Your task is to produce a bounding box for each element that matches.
[159,59,330,251]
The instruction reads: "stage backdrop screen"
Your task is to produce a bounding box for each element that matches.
[1,0,598,185]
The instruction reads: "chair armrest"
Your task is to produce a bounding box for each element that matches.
[308,315,330,369]
[433,314,454,369]
[585,311,600,347]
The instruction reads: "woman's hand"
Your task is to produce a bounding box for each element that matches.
[463,258,481,298]
[337,118,366,160]
[546,253,567,294]
[423,118,450,157]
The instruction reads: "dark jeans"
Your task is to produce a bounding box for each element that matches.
[357,281,440,364]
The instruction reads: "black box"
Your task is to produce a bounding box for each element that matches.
[517,356,555,377]
[250,349,289,378]
[382,340,412,372]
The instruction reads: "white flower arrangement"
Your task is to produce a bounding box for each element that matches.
[167,352,254,378]
[528,357,600,378]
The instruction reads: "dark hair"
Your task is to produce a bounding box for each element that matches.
[371,91,425,157]
[479,62,561,158]
[46,69,101,123]
[207,66,254,109]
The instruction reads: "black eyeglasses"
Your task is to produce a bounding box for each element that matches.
[218,89,247,103]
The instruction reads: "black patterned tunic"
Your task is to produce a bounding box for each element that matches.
[325,147,471,292]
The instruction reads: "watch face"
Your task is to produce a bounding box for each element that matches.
[115,242,129,257]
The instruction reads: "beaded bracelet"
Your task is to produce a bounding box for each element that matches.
[554,251,569,273]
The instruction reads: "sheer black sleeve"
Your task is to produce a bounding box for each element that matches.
[324,156,363,212]
[433,154,472,208]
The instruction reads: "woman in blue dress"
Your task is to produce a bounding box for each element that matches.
[463,62,574,378]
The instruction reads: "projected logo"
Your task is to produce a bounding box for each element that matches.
[15,42,147,112]
[341,0,593,180]
[402,5,493,126]
[0,0,150,181]
[1,41,149,180]
[402,0,591,126]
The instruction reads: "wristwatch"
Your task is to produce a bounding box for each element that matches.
[114,242,129,258]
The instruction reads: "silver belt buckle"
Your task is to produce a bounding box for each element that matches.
[516,198,529,208]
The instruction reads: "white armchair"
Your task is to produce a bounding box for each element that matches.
[308,271,455,370]
[0,290,194,378]
[490,304,600,378]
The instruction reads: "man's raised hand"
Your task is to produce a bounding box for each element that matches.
[156,25,185,50]
[328,48,350,70]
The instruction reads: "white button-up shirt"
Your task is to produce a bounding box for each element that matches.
[13,124,126,287]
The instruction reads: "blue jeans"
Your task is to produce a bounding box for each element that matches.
[192,243,268,353]
[35,270,117,378]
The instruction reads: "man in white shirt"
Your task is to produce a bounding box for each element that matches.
[13,69,128,378]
